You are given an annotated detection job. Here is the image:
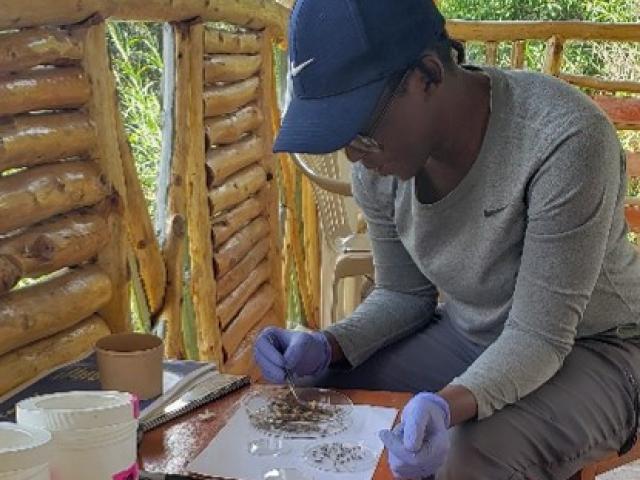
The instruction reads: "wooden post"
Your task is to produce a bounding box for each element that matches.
[258,29,285,328]
[485,41,498,66]
[157,22,192,359]
[185,21,222,365]
[82,22,131,333]
[511,40,526,69]
[543,35,565,76]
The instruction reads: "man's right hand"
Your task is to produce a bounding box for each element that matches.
[253,327,332,383]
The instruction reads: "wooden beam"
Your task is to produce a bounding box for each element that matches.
[208,164,267,214]
[213,216,269,276]
[0,210,110,280]
[0,112,96,173]
[222,283,275,356]
[204,29,261,54]
[159,214,186,359]
[82,22,131,334]
[204,54,262,84]
[0,0,289,37]
[560,74,640,94]
[224,309,278,375]
[212,196,264,246]
[203,77,260,117]
[0,265,112,356]
[116,111,166,316]
[446,20,640,42]
[0,255,21,294]
[218,260,269,329]
[206,134,264,186]
[0,314,110,396]
[217,237,269,300]
[592,95,640,130]
[185,22,222,365]
[111,0,289,34]
[0,67,91,116]
[0,161,109,235]
[205,104,264,146]
[0,27,84,74]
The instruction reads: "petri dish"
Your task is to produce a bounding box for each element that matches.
[304,441,376,473]
[262,467,312,480]
[247,437,290,456]
[243,386,353,438]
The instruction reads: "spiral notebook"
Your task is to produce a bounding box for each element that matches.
[139,370,250,432]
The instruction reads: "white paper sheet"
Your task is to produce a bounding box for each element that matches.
[188,405,399,480]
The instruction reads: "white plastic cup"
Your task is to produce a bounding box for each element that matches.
[16,391,139,480]
[0,422,51,480]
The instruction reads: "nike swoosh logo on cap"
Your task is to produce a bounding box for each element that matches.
[291,58,315,77]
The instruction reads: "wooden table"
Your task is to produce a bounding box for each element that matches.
[139,384,410,479]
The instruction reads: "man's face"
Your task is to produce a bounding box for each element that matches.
[344,58,443,180]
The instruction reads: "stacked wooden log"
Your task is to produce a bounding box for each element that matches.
[203,27,282,376]
[0,24,123,395]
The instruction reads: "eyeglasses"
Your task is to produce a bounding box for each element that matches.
[350,68,413,154]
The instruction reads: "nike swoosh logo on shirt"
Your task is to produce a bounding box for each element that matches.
[484,205,508,217]
[291,58,315,77]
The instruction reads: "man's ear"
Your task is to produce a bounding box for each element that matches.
[418,53,445,90]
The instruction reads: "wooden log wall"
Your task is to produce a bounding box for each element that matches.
[202,25,283,374]
[0,21,129,395]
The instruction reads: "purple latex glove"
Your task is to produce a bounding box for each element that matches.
[379,392,451,479]
[253,327,332,383]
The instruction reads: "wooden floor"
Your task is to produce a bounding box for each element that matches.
[599,461,640,479]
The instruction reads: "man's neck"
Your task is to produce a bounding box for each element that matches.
[428,67,491,172]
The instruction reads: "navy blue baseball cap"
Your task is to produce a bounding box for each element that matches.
[273,0,447,154]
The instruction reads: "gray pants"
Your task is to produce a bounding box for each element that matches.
[308,316,640,479]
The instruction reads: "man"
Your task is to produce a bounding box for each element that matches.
[254,0,640,478]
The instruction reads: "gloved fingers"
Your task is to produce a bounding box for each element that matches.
[402,408,430,452]
[283,332,311,371]
[254,330,286,368]
[379,429,416,465]
[254,348,286,383]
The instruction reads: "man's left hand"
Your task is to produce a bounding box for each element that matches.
[379,392,451,479]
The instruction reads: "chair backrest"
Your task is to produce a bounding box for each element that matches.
[292,152,356,246]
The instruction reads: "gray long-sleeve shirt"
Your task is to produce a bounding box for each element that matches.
[325,67,640,419]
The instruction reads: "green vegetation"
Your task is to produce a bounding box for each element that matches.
[107,22,163,219]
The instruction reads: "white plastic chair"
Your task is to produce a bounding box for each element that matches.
[290,151,373,328]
